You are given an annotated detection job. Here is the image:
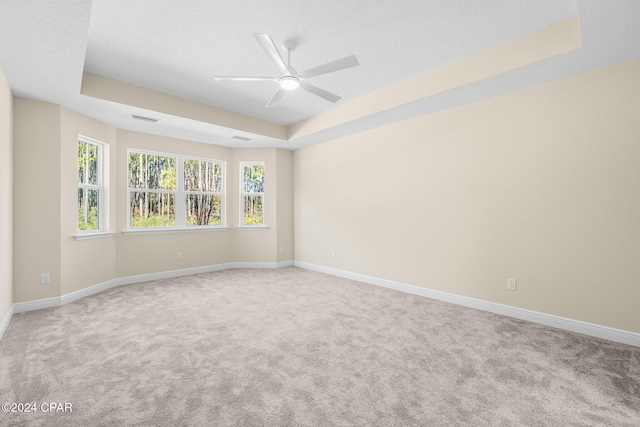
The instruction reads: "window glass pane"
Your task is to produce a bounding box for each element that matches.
[130,192,175,227]
[78,188,99,231]
[243,164,264,193]
[184,159,198,191]
[184,159,222,192]
[87,143,98,185]
[214,163,222,193]
[78,141,86,184]
[243,195,263,225]
[128,153,176,190]
[147,154,176,190]
[147,155,160,189]
[128,152,142,188]
[186,194,221,226]
[160,156,176,190]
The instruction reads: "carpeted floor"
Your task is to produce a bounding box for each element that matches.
[0,267,639,426]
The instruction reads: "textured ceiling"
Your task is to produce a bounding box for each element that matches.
[84,0,576,125]
[0,1,639,149]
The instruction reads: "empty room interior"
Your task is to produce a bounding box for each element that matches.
[1,0,639,425]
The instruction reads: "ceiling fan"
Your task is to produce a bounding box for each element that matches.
[214,33,359,108]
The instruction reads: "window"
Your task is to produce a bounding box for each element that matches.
[78,137,104,232]
[240,162,264,226]
[127,150,225,229]
[184,158,223,226]
[128,151,176,227]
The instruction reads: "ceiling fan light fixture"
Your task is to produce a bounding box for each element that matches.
[279,75,300,90]
[214,34,358,107]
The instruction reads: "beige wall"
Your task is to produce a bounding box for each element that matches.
[10,106,294,303]
[231,148,278,263]
[276,149,294,263]
[294,58,640,334]
[115,130,235,277]
[13,99,61,303]
[13,101,120,302]
[289,16,580,140]
[4,57,638,339]
[82,73,287,140]
[60,108,117,295]
[115,135,295,276]
[0,67,12,322]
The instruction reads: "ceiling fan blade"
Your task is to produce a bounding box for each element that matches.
[300,81,341,103]
[265,86,287,108]
[253,33,294,75]
[214,76,277,82]
[297,55,359,78]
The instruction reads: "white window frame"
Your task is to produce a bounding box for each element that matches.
[239,161,266,228]
[77,136,105,234]
[127,149,226,231]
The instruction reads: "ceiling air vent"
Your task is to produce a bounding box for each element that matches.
[231,135,252,142]
[129,114,160,123]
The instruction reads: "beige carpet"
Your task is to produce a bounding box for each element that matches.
[0,267,638,426]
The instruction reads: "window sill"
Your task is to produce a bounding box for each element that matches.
[123,226,230,235]
[74,232,116,241]
[235,226,269,231]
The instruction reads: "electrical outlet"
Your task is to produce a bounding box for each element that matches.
[507,278,517,291]
[176,252,182,260]
[279,246,284,254]
[41,273,50,284]
[331,251,336,259]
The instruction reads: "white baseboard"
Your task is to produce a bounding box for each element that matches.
[12,259,634,349]
[229,261,293,269]
[231,261,278,269]
[277,260,295,268]
[0,305,14,341]
[61,278,121,306]
[117,263,236,286]
[8,260,296,320]
[293,261,640,348]
[13,296,61,313]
